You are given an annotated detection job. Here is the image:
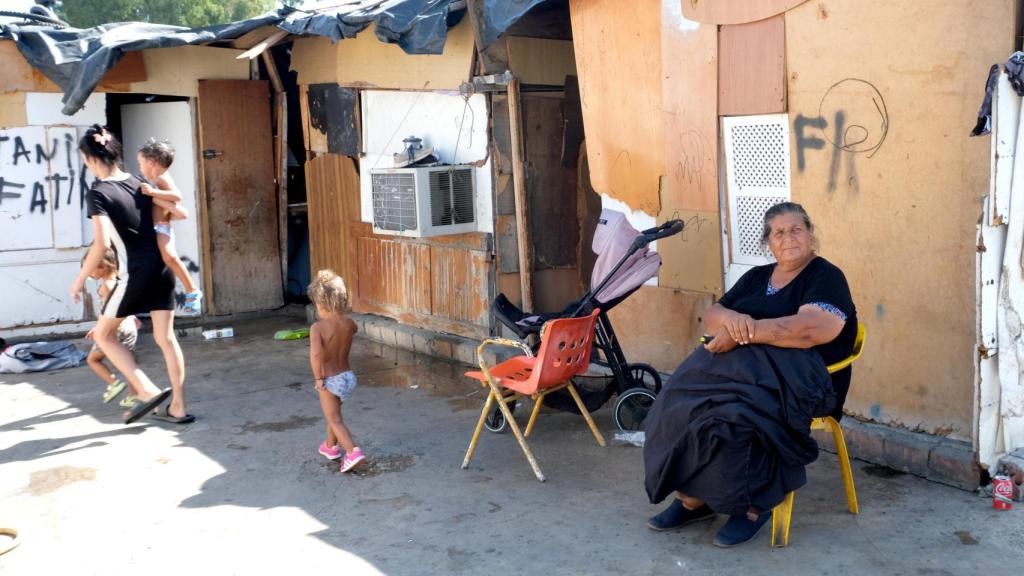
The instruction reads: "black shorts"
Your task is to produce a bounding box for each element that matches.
[101,265,175,319]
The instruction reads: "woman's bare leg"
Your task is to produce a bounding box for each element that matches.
[151,310,186,418]
[93,316,162,399]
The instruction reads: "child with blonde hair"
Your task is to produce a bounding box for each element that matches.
[308,270,366,473]
[136,139,203,314]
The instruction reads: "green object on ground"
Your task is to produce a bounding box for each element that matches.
[274,328,310,341]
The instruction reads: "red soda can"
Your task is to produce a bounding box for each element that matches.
[993,475,1014,510]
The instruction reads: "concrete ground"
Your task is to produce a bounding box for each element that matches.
[1,313,1021,576]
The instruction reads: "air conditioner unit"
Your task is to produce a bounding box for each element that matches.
[369,165,477,237]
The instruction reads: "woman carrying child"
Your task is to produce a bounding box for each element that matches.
[309,270,366,473]
[136,138,203,314]
[69,125,191,424]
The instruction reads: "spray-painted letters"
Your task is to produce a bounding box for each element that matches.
[794,78,889,192]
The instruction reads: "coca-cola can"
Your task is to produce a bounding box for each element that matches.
[993,475,1014,510]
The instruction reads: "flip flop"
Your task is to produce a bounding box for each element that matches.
[151,405,195,424]
[124,388,172,424]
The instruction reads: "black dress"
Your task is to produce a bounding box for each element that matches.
[87,175,175,318]
[642,256,857,516]
[718,256,858,420]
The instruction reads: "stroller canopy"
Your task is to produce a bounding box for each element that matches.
[591,209,662,304]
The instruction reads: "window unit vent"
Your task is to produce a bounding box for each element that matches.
[369,165,477,237]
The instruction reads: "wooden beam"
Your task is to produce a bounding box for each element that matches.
[263,50,289,296]
[238,29,289,61]
[508,78,534,313]
[260,50,285,94]
[192,97,217,315]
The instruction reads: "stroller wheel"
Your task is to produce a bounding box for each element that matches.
[626,363,662,394]
[614,388,657,432]
[484,401,517,433]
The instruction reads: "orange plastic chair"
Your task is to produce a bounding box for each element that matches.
[461,309,605,482]
[771,323,867,547]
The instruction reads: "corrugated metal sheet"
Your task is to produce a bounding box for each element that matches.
[306,153,365,301]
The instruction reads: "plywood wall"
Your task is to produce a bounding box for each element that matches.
[569,0,664,216]
[290,19,475,90]
[607,286,715,373]
[786,0,1013,439]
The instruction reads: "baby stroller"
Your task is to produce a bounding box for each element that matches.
[489,209,684,433]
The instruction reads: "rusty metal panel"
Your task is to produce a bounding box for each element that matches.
[430,246,490,325]
[357,237,431,315]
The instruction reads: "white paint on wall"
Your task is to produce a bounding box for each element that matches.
[0,256,87,328]
[599,193,658,286]
[359,90,493,233]
[26,92,107,127]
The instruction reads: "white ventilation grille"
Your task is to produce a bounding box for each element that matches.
[371,172,418,232]
[723,114,791,267]
[730,123,789,189]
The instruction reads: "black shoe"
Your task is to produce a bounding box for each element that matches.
[712,512,771,547]
[646,499,715,531]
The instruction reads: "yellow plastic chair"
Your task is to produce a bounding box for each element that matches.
[771,323,866,547]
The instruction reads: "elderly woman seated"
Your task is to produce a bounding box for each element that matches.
[643,202,858,547]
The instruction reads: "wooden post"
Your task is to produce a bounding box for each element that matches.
[262,50,289,297]
[507,78,534,312]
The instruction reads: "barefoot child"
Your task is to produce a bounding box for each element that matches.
[136,139,203,314]
[82,248,142,408]
[309,270,366,473]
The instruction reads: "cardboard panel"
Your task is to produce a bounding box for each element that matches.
[657,209,724,294]
[326,19,475,90]
[606,285,715,373]
[786,0,1013,438]
[719,15,786,115]
[506,36,577,86]
[131,46,249,97]
[569,0,663,216]
[682,0,810,25]
[0,93,27,128]
[661,1,719,212]
[290,37,339,86]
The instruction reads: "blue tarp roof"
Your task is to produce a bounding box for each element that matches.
[0,1,462,114]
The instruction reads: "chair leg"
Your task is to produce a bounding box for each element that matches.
[771,492,794,548]
[525,394,544,437]
[485,381,546,482]
[462,388,496,470]
[566,381,606,447]
[828,417,859,514]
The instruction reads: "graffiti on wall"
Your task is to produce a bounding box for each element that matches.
[793,78,889,192]
[0,127,90,251]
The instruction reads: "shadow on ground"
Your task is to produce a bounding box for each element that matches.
[1,312,1022,575]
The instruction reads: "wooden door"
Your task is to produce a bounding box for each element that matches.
[197,80,282,314]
